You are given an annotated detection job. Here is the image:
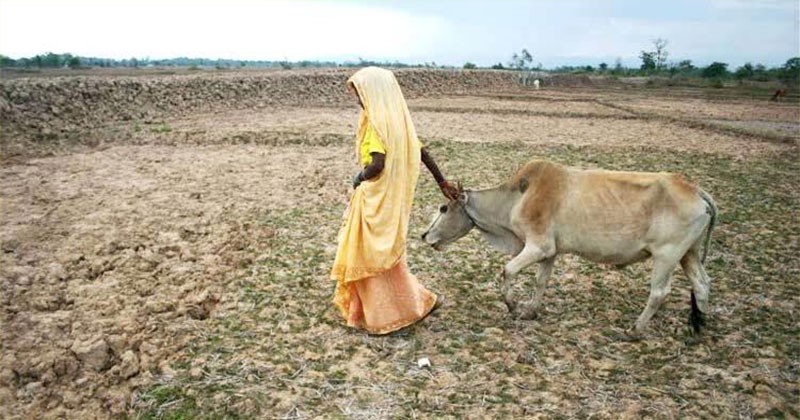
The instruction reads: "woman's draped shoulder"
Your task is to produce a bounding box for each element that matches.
[331,67,422,283]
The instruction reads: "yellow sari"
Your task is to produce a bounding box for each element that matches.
[331,67,437,335]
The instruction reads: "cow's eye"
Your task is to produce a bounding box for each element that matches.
[439,205,448,213]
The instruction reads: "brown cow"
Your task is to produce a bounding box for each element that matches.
[422,160,717,334]
[770,89,787,101]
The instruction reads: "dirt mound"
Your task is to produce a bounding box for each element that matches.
[545,74,600,87]
[0,69,607,147]
[0,69,515,139]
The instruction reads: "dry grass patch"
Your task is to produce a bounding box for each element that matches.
[130,141,798,419]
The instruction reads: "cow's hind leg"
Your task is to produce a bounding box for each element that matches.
[633,215,709,333]
[516,257,555,320]
[501,243,549,315]
[633,257,678,333]
[681,247,711,333]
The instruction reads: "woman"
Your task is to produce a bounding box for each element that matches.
[331,67,458,335]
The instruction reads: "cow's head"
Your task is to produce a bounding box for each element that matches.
[421,184,474,250]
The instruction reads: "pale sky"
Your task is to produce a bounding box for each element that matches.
[0,0,797,68]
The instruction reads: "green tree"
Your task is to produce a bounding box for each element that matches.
[598,62,608,72]
[638,39,668,73]
[521,49,532,66]
[677,60,695,72]
[42,52,62,67]
[509,48,533,70]
[463,62,477,69]
[701,62,729,78]
[639,51,656,72]
[734,62,754,80]
[0,55,15,67]
[779,57,800,86]
[67,56,81,69]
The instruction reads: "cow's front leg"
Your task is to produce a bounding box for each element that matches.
[501,243,547,316]
[516,256,555,320]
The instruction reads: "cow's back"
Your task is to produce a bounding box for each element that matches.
[513,161,703,264]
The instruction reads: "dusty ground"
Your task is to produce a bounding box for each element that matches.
[1,78,798,419]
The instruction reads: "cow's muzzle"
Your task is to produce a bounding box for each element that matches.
[421,231,443,250]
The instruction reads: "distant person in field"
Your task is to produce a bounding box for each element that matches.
[770,89,787,101]
[331,67,458,335]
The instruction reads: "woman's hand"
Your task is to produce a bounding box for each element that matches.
[352,171,365,189]
[438,180,459,201]
[421,148,458,200]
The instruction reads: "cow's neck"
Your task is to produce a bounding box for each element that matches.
[465,188,523,255]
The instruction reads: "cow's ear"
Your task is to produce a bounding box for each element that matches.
[459,191,469,205]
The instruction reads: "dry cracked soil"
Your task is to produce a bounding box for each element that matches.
[1,70,798,419]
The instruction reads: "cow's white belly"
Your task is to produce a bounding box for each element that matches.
[557,231,651,265]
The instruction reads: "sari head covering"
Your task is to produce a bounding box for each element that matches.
[331,66,423,305]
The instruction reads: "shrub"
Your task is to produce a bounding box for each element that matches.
[780,57,800,86]
[734,63,755,80]
[702,62,729,78]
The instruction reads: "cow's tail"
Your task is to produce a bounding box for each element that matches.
[698,189,717,264]
[690,291,705,333]
[690,189,716,334]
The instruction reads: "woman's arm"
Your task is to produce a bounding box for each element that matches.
[361,148,443,183]
[353,149,457,200]
[421,148,445,184]
[421,147,458,199]
[353,152,386,188]
[362,152,385,180]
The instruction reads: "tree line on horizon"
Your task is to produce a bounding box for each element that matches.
[483,41,799,86]
[0,53,434,71]
[2,45,798,86]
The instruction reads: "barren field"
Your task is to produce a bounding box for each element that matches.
[1,70,798,419]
